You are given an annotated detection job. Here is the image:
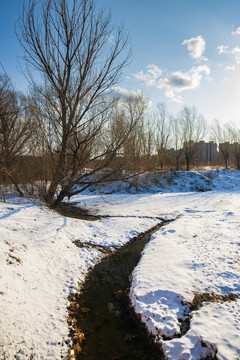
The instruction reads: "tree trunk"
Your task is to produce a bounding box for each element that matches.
[44,130,68,205]
[49,191,66,209]
[175,160,179,171]
[225,158,229,169]
[0,162,24,197]
[44,186,56,206]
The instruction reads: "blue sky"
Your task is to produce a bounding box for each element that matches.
[1,0,240,124]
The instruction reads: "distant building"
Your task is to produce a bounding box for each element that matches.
[157,140,240,169]
[194,141,217,164]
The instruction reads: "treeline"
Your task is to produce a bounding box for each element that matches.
[1,0,240,207]
[2,71,239,202]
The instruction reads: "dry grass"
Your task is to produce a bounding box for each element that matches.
[193,165,225,171]
[6,253,22,265]
[67,294,86,360]
[68,327,85,360]
[192,292,238,310]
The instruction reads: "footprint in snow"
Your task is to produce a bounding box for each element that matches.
[162,229,176,235]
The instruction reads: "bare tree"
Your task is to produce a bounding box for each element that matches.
[171,116,183,171]
[226,123,240,169]
[142,118,156,169]
[104,91,149,176]
[211,120,233,169]
[178,106,206,171]
[0,74,35,195]
[153,103,173,170]
[16,0,132,207]
[154,103,173,170]
[121,93,149,171]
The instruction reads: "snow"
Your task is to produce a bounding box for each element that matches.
[130,205,240,359]
[1,169,240,359]
[0,196,159,359]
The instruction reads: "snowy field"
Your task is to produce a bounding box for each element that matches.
[0,169,240,359]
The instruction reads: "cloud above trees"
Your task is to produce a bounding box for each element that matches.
[134,27,240,104]
[217,27,240,70]
[133,35,210,103]
[182,35,207,60]
[112,87,143,98]
[133,64,163,87]
[134,64,210,103]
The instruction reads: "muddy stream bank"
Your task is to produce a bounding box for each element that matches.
[57,202,167,360]
[56,203,166,359]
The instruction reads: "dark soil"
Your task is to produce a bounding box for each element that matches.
[74,239,114,254]
[68,223,166,360]
[54,202,103,221]
[192,292,238,310]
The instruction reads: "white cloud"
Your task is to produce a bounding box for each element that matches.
[145,64,163,78]
[217,45,240,55]
[112,87,142,98]
[225,65,236,71]
[232,27,240,35]
[217,45,229,54]
[217,45,240,64]
[234,54,240,64]
[134,64,210,103]
[158,65,210,102]
[232,46,240,54]
[134,64,163,87]
[182,35,207,60]
[112,87,152,109]
[231,47,240,64]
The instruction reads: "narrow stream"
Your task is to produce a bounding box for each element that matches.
[68,221,166,360]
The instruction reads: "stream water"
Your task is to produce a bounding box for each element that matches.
[69,221,165,360]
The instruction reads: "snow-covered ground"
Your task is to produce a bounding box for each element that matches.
[0,196,159,359]
[130,194,240,359]
[1,169,240,359]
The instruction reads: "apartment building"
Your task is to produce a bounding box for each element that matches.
[194,141,217,164]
